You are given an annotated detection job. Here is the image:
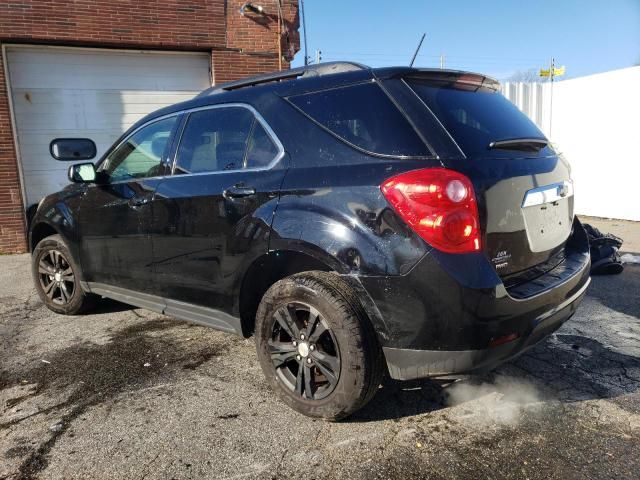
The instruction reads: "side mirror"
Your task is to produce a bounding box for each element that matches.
[50,138,97,161]
[68,163,97,183]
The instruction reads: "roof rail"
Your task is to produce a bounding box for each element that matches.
[199,61,368,96]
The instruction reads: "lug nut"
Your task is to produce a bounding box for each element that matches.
[309,344,315,351]
[300,334,305,340]
[292,341,297,346]
[307,358,312,364]
[296,355,301,361]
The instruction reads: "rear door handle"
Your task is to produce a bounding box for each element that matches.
[223,185,256,198]
[129,194,152,207]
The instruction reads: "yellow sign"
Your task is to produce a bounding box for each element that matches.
[540,66,566,78]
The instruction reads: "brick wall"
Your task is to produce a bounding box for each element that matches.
[0,0,227,49]
[214,0,299,83]
[0,0,300,253]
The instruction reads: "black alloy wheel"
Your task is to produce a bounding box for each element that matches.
[32,234,97,315]
[255,271,384,420]
[269,302,341,400]
[37,249,76,305]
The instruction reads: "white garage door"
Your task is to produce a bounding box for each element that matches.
[5,46,211,206]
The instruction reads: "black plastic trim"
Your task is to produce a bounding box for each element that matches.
[85,282,242,335]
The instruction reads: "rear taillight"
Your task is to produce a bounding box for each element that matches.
[381,168,481,254]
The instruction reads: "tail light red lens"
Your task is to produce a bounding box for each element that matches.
[381,168,481,254]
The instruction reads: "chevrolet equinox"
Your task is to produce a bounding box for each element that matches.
[30,62,591,420]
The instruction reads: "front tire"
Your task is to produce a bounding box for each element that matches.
[255,271,384,420]
[32,234,96,315]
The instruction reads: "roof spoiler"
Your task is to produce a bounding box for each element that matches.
[402,70,501,91]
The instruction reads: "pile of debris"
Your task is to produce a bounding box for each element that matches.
[583,224,624,275]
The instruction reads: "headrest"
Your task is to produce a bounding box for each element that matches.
[216,142,246,162]
[151,135,168,158]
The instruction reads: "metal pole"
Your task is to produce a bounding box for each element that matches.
[301,0,308,66]
[440,53,445,69]
[549,57,554,137]
[276,0,283,71]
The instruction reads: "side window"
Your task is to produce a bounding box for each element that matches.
[101,117,177,182]
[287,82,430,157]
[245,121,279,169]
[175,107,254,174]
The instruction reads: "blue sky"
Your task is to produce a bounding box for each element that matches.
[292,0,640,80]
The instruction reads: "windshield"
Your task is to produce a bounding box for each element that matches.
[407,79,548,157]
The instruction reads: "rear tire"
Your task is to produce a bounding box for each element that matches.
[255,271,384,420]
[32,234,97,315]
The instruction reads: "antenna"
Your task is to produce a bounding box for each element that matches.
[300,0,309,66]
[409,33,426,67]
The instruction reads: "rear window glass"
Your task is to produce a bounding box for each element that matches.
[407,80,546,157]
[287,82,430,157]
[246,122,280,169]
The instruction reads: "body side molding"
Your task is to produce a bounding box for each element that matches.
[84,282,242,335]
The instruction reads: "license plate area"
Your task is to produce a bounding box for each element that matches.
[522,182,574,253]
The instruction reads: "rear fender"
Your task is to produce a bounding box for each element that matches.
[270,198,429,277]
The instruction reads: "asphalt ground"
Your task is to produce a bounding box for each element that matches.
[1,220,639,479]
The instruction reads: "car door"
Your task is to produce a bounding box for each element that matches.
[78,115,180,293]
[151,104,287,314]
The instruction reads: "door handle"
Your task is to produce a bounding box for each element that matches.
[223,185,256,199]
[129,195,152,207]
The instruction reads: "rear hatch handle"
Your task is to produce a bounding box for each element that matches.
[522,180,574,208]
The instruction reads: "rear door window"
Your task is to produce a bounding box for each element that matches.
[175,107,254,174]
[407,80,547,157]
[245,121,280,169]
[287,82,430,157]
[174,106,282,174]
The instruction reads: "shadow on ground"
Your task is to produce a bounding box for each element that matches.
[90,297,138,315]
[351,332,640,423]
[587,265,640,318]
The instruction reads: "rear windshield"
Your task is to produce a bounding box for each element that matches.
[287,82,430,157]
[407,80,546,157]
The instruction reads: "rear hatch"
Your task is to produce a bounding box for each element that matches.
[405,74,574,278]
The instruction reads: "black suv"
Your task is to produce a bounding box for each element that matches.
[30,62,590,420]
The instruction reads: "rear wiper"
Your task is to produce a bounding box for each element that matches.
[488,138,548,152]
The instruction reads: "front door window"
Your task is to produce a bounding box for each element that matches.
[100,117,178,182]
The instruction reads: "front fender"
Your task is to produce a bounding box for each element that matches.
[29,187,84,259]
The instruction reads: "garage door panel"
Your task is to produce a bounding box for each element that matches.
[6,46,211,206]
[8,50,210,91]
[17,132,117,148]
[11,90,197,109]
[15,111,160,132]
[12,90,198,129]
[12,91,191,114]
[11,69,209,90]
[22,171,71,204]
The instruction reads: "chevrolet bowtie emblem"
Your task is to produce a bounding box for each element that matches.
[557,184,569,197]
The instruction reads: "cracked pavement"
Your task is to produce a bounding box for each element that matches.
[1,225,639,479]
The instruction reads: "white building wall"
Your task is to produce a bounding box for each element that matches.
[501,66,640,221]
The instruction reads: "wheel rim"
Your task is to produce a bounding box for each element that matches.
[38,249,76,306]
[269,302,341,401]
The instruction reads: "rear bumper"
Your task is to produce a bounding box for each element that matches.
[357,219,591,380]
[382,276,589,380]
